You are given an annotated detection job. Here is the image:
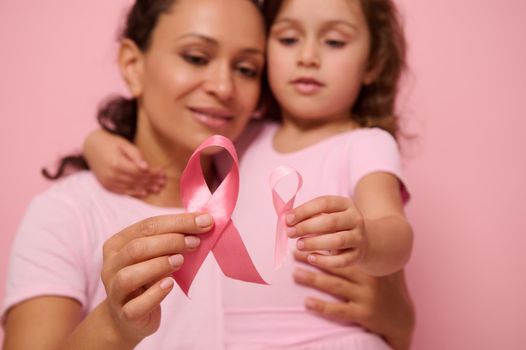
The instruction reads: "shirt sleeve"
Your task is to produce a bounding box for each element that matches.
[1,191,88,324]
[348,128,410,203]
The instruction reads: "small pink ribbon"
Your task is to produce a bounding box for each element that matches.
[270,165,303,269]
[174,135,267,295]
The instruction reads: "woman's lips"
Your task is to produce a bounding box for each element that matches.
[189,107,234,128]
[291,77,325,95]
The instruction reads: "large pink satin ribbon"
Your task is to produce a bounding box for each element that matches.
[174,135,267,295]
[270,165,303,269]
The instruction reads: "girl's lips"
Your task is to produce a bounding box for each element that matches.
[291,77,325,95]
[189,107,234,128]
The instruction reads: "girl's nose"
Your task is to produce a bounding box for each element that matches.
[297,39,320,68]
[203,63,234,101]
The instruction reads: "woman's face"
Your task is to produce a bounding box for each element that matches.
[126,0,265,155]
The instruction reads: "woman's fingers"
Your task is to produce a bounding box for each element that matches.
[120,277,175,324]
[111,255,183,305]
[104,213,213,255]
[287,209,362,239]
[303,298,362,325]
[293,267,362,301]
[106,233,200,275]
[293,250,368,283]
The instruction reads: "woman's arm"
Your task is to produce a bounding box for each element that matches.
[293,251,415,350]
[3,213,213,350]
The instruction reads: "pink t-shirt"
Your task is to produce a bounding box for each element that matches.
[221,121,408,349]
[1,172,224,349]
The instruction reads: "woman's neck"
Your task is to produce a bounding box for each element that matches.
[274,111,358,153]
[134,123,213,208]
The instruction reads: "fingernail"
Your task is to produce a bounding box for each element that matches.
[293,269,308,281]
[286,226,296,237]
[307,254,317,263]
[185,236,201,248]
[169,254,184,267]
[286,213,295,225]
[296,239,305,250]
[195,214,212,228]
[305,298,317,310]
[138,160,149,170]
[160,277,175,290]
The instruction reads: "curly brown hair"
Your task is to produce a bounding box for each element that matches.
[261,0,407,138]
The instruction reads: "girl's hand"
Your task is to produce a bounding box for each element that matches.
[83,129,165,197]
[286,195,367,269]
[293,251,415,350]
[100,212,213,345]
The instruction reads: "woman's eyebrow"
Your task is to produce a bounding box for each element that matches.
[176,32,264,56]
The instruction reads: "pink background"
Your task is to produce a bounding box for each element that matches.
[1,0,525,348]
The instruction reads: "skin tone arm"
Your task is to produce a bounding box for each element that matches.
[83,129,166,198]
[294,251,415,350]
[3,212,213,350]
[286,173,413,276]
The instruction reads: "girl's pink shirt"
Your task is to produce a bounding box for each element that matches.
[220,121,408,349]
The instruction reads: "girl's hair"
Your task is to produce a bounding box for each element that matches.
[43,0,262,179]
[261,0,407,138]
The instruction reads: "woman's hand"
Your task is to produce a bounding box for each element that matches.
[286,195,367,269]
[83,129,165,197]
[293,250,415,350]
[100,212,213,345]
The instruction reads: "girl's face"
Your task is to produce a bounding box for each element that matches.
[267,0,375,124]
[123,0,265,154]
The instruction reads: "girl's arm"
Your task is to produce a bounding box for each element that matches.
[286,172,412,276]
[3,213,212,350]
[293,251,415,350]
[83,129,165,197]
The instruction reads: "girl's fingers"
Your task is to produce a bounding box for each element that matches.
[305,249,362,269]
[120,277,175,322]
[118,141,149,172]
[111,255,183,304]
[287,196,351,226]
[296,230,362,251]
[289,211,360,238]
[293,268,362,301]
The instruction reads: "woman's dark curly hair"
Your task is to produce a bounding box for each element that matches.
[261,0,407,138]
[43,0,262,179]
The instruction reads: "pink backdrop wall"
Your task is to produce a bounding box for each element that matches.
[1,1,525,348]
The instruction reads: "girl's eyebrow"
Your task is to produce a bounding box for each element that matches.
[176,32,264,56]
[273,18,358,32]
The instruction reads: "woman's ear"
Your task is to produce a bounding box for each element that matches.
[118,39,144,97]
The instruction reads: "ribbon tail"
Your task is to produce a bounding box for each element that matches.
[274,213,288,269]
[213,220,268,285]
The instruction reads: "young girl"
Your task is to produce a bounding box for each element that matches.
[84,0,413,348]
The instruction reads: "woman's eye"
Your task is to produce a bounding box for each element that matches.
[278,37,298,46]
[237,65,259,79]
[182,53,209,66]
[325,39,346,48]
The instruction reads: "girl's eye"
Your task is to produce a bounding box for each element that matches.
[236,65,259,79]
[325,39,346,48]
[182,53,209,66]
[278,37,298,46]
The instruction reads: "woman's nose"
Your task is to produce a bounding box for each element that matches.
[203,63,234,101]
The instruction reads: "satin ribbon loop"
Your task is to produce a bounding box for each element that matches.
[270,165,303,269]
[176,135,267,295]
